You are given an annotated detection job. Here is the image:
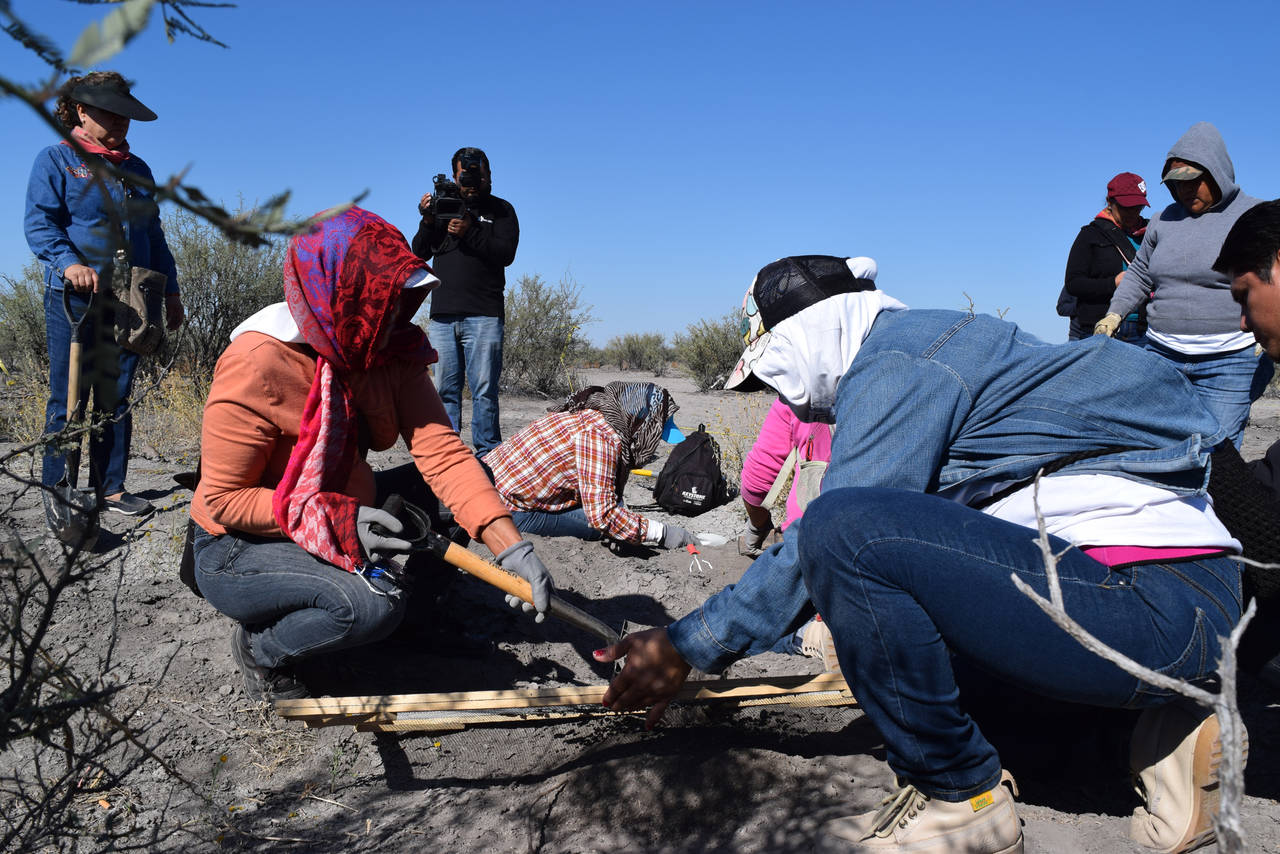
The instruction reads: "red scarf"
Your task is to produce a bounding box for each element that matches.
[68,126,131,164]
[270,208,435,572]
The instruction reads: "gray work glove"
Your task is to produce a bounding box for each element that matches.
[737,519,775,557]
[659,523,698,550]
[356,506,412,564]
[497,540,554,622]
[1093,313,1121,337]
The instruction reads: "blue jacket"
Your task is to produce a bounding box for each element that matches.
[25,142,179,295]
[668,309,1228,673]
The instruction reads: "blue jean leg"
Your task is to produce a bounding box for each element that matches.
[192,528,405,668]
[460,315,504,456]
[511,507,604,540]
[1145,340,1274,449]
[429,315,505,455]
[42,287,139,493]
[429,317,465,432]
[799,487,1241,802]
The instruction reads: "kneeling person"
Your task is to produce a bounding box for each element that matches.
[191,208,553,702]
[485,382,697,550]
[598,255,1240,854]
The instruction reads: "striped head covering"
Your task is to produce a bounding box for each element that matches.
[554,381,678,472]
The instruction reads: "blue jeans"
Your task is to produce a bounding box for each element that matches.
[191,463,453,667]
[1145,339,1274,450]
[193,528,404,668]
[511,507,603,540]
[42,286,139,494]
[429,314,504,456]
[799,487,1241,802]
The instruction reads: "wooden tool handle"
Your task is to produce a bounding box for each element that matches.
[440,538,532,601]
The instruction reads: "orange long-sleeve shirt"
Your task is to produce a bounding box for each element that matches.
[192,332,508,539]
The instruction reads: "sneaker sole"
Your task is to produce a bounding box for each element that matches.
[105,504,154,517]
[1178,713,1248,854]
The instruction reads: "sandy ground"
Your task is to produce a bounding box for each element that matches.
[3,370,1280,853]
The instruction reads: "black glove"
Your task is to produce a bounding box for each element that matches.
[356,506,412,563]
[497,540,554,622]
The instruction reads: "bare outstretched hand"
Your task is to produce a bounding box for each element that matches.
[594,627,692,730]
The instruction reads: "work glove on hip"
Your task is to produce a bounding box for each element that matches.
[497,540,554,622]
[1093,313,1122,337]
[659,523,698,550]
[356,506,412,564]
[737,519,776,557]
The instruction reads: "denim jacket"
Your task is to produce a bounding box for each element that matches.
[668,309,1227,673]
[25,142,179,294]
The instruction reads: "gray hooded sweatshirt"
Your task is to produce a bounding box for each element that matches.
[1107,121,1259,340]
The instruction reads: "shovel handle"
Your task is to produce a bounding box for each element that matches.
[435,537,621,644]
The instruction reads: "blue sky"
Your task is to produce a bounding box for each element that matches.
[3,0,1278,346]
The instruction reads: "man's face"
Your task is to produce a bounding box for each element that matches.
[1231,253,1280,359]
[1165,159,1219,215]
[454,161,490,200]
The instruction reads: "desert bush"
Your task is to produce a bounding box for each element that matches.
[502,273,595,396]
[671,310,742,391]
[602,332,669,375]
[150,207,286,384]
[0,262,49,377]
[132,370,208,463]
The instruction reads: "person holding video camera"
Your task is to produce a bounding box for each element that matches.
[412,147,519,457]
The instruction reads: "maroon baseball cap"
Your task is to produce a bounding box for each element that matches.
[1106,172,1149,208]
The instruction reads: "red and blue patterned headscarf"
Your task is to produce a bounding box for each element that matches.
[272,207,435,572]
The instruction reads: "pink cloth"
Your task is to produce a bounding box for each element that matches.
[1081,545,1225,568]
[739,399,832,530]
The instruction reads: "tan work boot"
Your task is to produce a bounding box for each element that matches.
[1130,702,1245,853]
[817,773,1023,853]
[800,616,842,674]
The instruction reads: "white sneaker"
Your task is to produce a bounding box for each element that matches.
[1130,702,1244,853]
[817,773,1023,853]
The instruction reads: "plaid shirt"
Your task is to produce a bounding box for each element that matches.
[484,409,648,543]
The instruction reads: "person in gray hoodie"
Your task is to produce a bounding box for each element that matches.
[1095,121,1273,447]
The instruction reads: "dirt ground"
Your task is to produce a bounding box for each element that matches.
[3,369,1280,853]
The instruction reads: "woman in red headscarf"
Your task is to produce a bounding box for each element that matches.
[190,207,553,701]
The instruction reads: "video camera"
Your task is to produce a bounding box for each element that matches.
[429,174,469,226]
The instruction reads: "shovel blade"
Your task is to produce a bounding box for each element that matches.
[42,484,99,550]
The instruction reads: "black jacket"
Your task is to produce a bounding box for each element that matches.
[412,192,519,319]
[1060,217,1146,339]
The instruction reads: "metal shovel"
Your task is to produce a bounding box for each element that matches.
[42,287,100,549]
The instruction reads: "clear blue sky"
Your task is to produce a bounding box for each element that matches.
[3,0,1278,346]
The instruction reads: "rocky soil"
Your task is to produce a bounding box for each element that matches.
[2,370,1279,853]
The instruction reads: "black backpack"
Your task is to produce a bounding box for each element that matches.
[653,424,729,516]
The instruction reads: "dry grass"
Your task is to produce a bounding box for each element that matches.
[697,391,784,519]
[132,371,206,464]
[0,367,48,445]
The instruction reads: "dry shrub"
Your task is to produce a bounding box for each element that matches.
[698,392,773,493]
[502,273,595,396]
[671,311,742,391]
[0,263,47,378]
[131,371,207,464]
[0,368,48,445]
[602,332,669,375]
